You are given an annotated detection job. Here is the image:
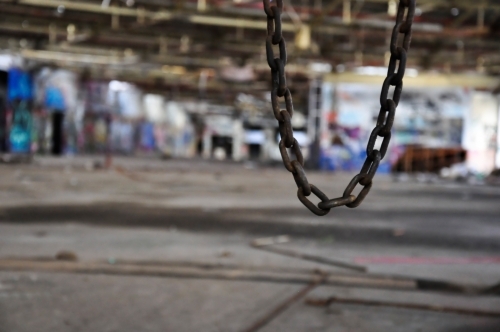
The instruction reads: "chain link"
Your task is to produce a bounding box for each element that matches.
[263,0,416,216]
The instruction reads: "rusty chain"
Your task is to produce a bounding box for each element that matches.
[263,0,416,216]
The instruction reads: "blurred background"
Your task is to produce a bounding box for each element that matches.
[0,0,500,331]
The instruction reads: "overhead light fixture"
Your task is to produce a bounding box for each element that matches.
[355,66,418,77]
[67,24,76,42]
[388,0,397,17]
[57,5,65,14]
[295,25,311,51]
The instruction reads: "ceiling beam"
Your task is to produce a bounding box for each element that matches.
[15,0,443,33]
[326,71,500,89]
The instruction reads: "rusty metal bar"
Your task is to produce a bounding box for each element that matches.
[251,243,367,273]
[241,275,326,332]
[305,296,500,317]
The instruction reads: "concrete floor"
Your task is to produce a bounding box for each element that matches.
[0,156,499,331]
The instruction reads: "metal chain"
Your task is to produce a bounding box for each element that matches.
[263,0,416,216]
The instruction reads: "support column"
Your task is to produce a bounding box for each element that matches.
[496,95,500,168]
[202,128,212,159]
[307,79,323,169]
[232,119,243,161]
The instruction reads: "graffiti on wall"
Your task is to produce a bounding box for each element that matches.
[9,100,31,153]
[320,83,471,172]
[8,69,33,153]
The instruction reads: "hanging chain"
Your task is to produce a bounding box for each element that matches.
[263,0,416,216]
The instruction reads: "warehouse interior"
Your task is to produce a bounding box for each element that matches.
[0,0,499,175]
[0,1,500,331]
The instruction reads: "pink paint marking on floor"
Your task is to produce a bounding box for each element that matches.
[353,257,500,265]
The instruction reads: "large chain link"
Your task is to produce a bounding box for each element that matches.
[263,0,416,216]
